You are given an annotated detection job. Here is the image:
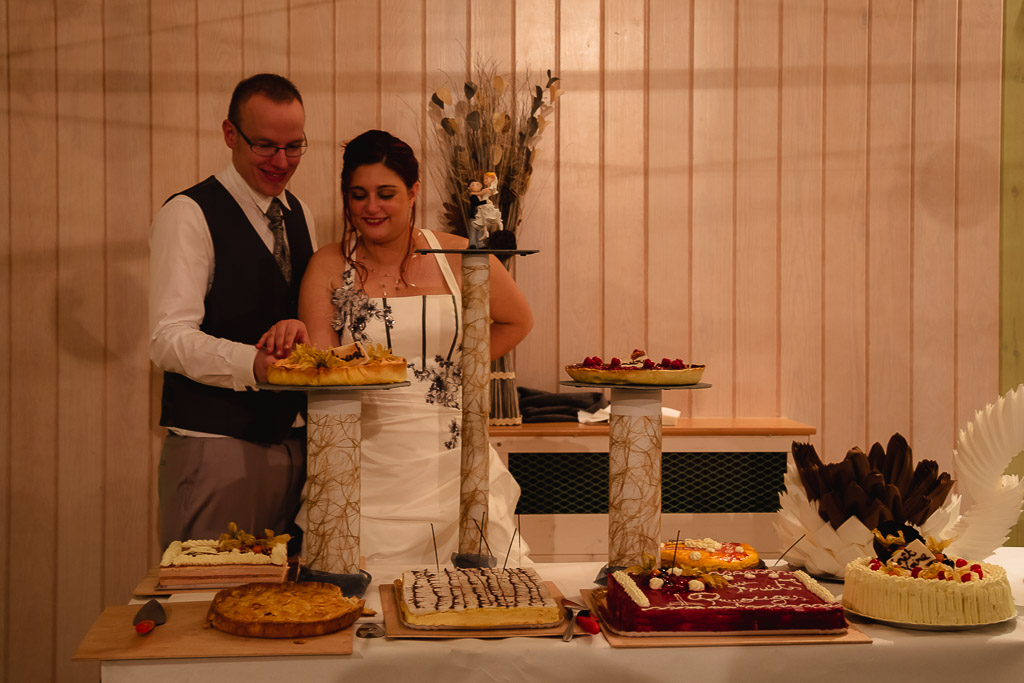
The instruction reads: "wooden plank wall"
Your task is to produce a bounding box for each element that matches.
[0,1,1005,681]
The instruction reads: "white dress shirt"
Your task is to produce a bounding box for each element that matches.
[149,164,317,433]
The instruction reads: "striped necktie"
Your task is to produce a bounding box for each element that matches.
[266,197,292,284]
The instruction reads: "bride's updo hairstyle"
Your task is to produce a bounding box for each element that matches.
[339,130,420,286]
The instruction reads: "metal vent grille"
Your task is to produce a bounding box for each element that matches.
[509,452,787,514]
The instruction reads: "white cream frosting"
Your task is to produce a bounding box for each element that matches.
[613,570,650,607]
[159,539,286,567]
[794,570,838,603]
[648,577,665,590]
[842,557,1015,625]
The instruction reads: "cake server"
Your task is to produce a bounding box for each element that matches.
[132,599,167,635]
[561,598,600,641]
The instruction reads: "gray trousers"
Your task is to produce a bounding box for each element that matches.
[158,431,306,548]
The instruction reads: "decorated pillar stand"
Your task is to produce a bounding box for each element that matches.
[258,381,408,597]
[561,380,710,569]
[418,245,535,567]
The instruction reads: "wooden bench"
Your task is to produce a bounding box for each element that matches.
[488,418,815,562]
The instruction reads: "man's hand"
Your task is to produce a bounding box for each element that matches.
[253,347,276,383]
[256,319,308,359]
[254,319,308,383]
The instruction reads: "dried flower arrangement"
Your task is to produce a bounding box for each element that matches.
[428,62,562,249]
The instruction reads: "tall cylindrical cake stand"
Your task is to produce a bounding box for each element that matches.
[561,380,711,569]
[418,247,535,567]
[259,381,409,596]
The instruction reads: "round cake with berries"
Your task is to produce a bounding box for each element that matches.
[841,526,1015,626]
[565,349,705,385]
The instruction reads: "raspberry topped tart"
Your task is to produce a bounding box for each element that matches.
[267,341,407,386]
[841,523,1016,627]
[565,349,705,385]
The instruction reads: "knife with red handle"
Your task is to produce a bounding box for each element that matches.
[132,599,167,635]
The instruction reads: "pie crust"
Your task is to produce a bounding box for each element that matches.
[565,365,704,386]
[267,342,407,386]
[205,581,364,638]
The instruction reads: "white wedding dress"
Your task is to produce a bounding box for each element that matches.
[328,229,527,565]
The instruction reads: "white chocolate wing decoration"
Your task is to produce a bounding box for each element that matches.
[945,384,1024,559]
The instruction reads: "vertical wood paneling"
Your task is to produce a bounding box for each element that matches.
[198,0,242,176]
[603,2,646,354]
[822,0,868,455]
[0,0,10,676]
[866,0,913,444]
[244,0,288,75]
[149,0,199,622]
[513,0,559,392]
[290,0,336,237]
[912,0,958,472]
[103,0,152,605]
[955,0,1001,435]
[647,0,693,415]
[55,2,105,679]
[691,0,735,417]
[8,2,58,680]
[334,1,380,243]
[0,4,1011,679]
[380,0,424,188]
[423,0,468,236]
[735,0,779,417]
[471,0,513,73]
[557,0,602,368]
[779,0,824,450]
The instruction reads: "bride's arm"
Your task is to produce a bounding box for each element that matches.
[489,255,533,360]
[298,245,343,349]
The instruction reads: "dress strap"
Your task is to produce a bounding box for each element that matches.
[421,230,461,309]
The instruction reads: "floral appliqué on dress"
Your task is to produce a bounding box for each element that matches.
[330,267,394,343]
[444,419,460,450]
[414,354,461,410]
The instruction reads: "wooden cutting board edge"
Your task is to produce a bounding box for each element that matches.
[74,600,354,660]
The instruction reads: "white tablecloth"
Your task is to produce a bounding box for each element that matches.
[103,547,1024,683]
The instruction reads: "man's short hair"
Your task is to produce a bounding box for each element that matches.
[227,73,303,124]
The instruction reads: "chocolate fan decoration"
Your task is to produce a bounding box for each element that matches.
[791,433,955,531]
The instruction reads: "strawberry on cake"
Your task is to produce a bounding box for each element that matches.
[565,349,705,385]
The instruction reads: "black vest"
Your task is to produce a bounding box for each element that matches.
[159,176,314,443]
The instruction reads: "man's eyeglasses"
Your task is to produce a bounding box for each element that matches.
[230,121,308,157]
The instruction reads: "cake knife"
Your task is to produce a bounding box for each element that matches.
[132,599,167,635]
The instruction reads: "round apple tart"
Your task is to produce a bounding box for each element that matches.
[565,349,705,385]
[205,581,364,638]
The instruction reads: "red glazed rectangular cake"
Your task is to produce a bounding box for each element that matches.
[605,568,847,635]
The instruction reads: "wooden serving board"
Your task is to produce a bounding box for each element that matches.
[581,589,872,648]
[73,601,354,660]
[380,581,587,639]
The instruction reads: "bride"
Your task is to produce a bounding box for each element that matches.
[282,129,533,564]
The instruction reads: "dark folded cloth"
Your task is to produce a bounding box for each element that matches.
[517,386,608,423]
[523,413,578,423]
